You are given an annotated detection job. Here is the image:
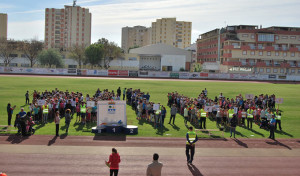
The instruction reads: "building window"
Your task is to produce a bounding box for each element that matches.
[251,51,255,55]
[280,68,284,73]
[283,52,287,56]
[273,68,278,73]
[258,34,274,42]
[242,34,248,37]
[251,34,255,39]
[242,51,247,55]
[267,51,271,56]
[282,36,288,39]
[290,36,296,39]
[291,69,295,74]
[259,68,264,73]
[266,68,271,73]
[298,69,300,74]
[275,35,279,40]
[259,51,263,56]
[291,52,295,57]
[275,52,279,56]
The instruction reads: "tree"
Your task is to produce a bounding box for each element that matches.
[128,45,139,53]
[0,38,18,67]
[20,39,43,67]
[85,43,104,67]
[38,49,64,68]
[68,44,86,69]
[97,38,123,69]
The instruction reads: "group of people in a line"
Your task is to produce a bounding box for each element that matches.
[167,90,282,139]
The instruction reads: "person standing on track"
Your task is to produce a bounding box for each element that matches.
[186,126,198,164]
[268,115,276,140]
[106,148,121,176]
[147,153,163,176]
[54,111,60,137]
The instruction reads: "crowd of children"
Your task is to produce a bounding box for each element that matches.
[167,90,282,131]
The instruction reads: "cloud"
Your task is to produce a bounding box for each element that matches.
[8,20,44,41]
[10,9,44,14]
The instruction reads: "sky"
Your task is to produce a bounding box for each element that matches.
[1,0,300,46]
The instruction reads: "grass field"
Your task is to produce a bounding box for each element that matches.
[0,75,299,139]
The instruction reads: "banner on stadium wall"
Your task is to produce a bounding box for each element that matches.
[278,75,286,79]
[98,70,108,76]
[248,74,259,80]
[170,72,179,78]
[230,73,239,79]
[139,71,148,77]
[200,73,208,77]
[189,72,200,79]
[0,67,3,72]
[208,73,218,79]
[118,70,129,76]
[268,74,276,79]
[129,71,138,77]
[275,98,283,104]
[219,73,230,79]
[108,70,118,76]
[179,72,189,79]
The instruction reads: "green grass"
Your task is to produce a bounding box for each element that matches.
[0,76,299,139]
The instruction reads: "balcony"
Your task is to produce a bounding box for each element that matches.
[223,53,232,57]
[222,61,242,66]
[223,45,241,50]
[280,63,291,68]
[289,47,300,52]
[265,46,274,51]
[256,62,266,67]
[241,45,250,50]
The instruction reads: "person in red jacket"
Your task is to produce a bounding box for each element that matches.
[106,148,121,176]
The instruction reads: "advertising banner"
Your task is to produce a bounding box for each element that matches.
[98,70,108,76]
[170,72,179,78]
[129,71,138,77]
[269,74,276,79]
[108,70,118,76]
[139,71,148,77]
[179,72,189,79]
[200,73,208,77]
[189,72,200,79]
[278,75,286,79]
[118,70,129,76]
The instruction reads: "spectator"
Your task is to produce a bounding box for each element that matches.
[146,153,163,176]
[25,90,30,104]
[7,103,16,126]
[106,148,121,176]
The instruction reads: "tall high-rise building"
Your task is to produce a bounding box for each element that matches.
[44,5,91,50]
[151,18,191,49]
[0,13,8,39]
[121,26,151,53]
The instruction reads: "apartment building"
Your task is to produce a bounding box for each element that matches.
[0,13,8,39]
[44,5,91,50]
[151,18,191,49]
[121,26,151,53]
[197,25,300,75]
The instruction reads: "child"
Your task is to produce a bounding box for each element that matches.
[65,109,71,133]
[14,114,21,135]
[76,102,80,122]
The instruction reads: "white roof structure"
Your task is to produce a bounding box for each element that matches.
[129,43,192,62]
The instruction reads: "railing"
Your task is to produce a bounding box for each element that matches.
[222,61,242,66]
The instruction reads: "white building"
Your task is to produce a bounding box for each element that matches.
[129,43,192,71]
